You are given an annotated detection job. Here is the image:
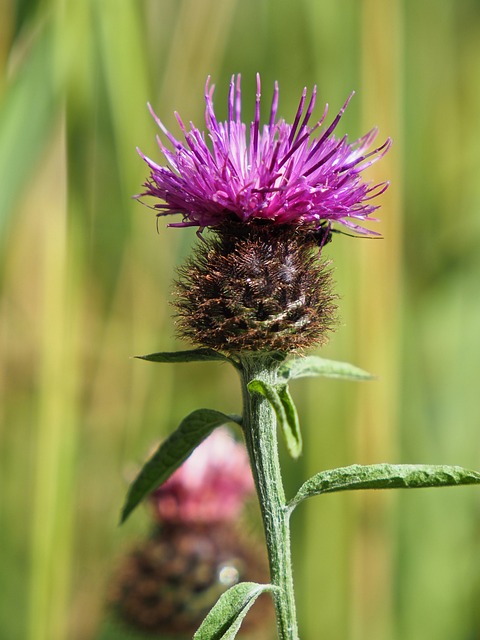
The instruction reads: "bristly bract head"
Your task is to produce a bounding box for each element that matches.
[138,74,390,236]
[173,223,338,353]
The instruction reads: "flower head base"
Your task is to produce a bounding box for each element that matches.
[174,222,338,353]
[150,428,254,525]
[139,75,390,235]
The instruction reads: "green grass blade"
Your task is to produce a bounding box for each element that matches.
[0,29,56,248]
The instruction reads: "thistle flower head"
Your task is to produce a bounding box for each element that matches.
[138,74,390,235]
[150,428,254,524]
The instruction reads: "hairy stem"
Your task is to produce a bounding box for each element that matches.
[239,354,299,640]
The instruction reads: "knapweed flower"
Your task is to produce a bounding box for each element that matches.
[110,429,271,636]
[150,427,254,525]
[139,74,390,235]
[138,76,390,354]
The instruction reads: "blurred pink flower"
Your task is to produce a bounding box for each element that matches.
[150,428,254,524]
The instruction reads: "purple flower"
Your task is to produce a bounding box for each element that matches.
[138,75,390,235]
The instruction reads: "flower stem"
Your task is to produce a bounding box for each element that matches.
[239,354,299,640]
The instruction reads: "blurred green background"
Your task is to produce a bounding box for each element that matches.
[1,0,480,639]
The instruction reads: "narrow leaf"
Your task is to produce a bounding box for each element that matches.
[247,379,286,420]
[278,356,374,382]
[135,348,229,364]
[194,582,277,640]
[289,463,480,511]
[277,384,302,458]
[247,380,302,458]
[120,409,241,523]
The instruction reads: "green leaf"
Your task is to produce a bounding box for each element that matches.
[120,409,241,523]
[247,380,302,458]
[135,348,229,364]
[277,384,302,458]
[278,356,374,382]
[193,582,277,640]
[289,463,480,511]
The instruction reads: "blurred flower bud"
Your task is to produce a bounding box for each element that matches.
[109,428,272,637]
[150,427,255,525]
[110,523,271,637]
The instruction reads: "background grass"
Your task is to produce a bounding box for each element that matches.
[1,1,480,639]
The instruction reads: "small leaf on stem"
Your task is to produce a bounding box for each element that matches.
[288,463,480,511]
[193,582,278,640]
[276,384,302,459]
[278,355,374,382]
[247,379,302,458]
[120,409,241,523]
[135,348,229,363]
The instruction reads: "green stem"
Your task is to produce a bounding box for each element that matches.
[238,353,299,640]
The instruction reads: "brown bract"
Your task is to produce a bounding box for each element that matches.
[173,222,338,354]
